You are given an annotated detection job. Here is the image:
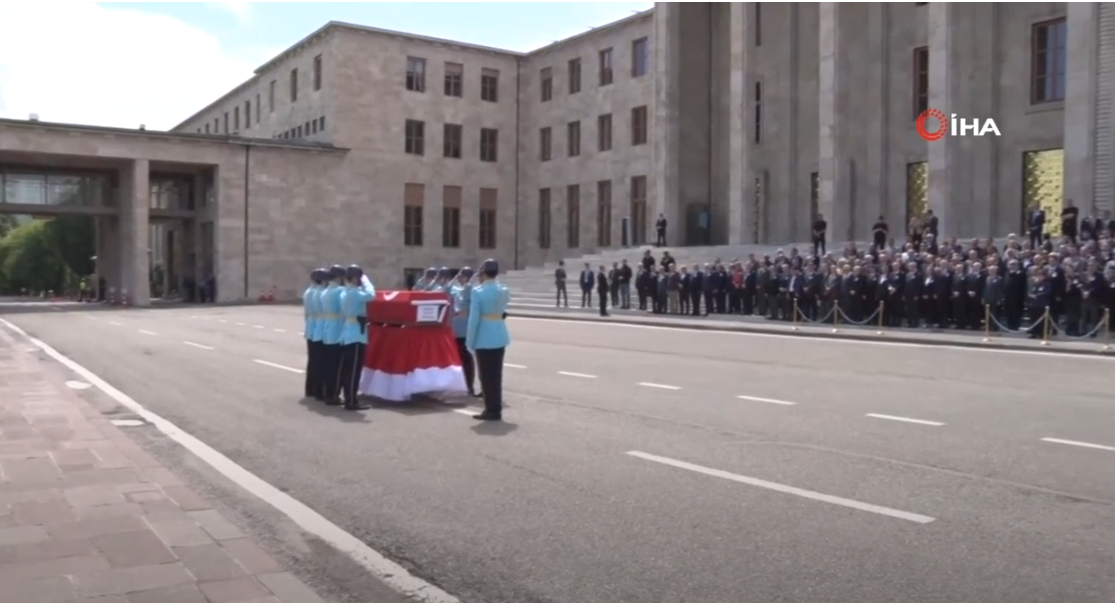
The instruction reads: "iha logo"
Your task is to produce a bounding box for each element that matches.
[916,108,1001,141]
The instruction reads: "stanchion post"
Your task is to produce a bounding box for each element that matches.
[876,300,884,335]
[982,304,991,342]
[1040,306,1052,346]
[1102,308,1111,352]
[792,298,800,331]
[832,305,841,333]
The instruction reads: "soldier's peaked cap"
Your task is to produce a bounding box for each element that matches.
[481,259,499,275]
[344,265,363,279]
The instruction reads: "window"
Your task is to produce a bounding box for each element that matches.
[631,106,648,146]
[913,47,929,117]
[442,185,462,248]
[313,54,323,91]
[1032,18,1067,103]
[269,81,275,112]
[597,180,612,247]
[205,123,210,134]
[404,183,424,247]
[319,116,325,130]
[256,94,261,121]
[296,125,303,138]
[567,121,581,157]
[479,188,497,249]
[311,120,317,134]
[290,68,298,102]
[234,106,240,131]
[630,176,648,246]
[540,127,552,161]
[480,128,499,162]
[810,172,820,220]
[244,101,251,128]
[443,124,463,158]
[568,58,582,94]
[753,81,763,144]
[567,185,581,248]
[599,48,614,86]
[405,119,425,156]
[632,37,649,77]
[444,62,463,97]
[223,112,229,134]
[538,188,552,249]
[755,4,762,46]
[598,114,613,151]
[481,68,499,102]
[406,57,426,92]
[540,67,553,102]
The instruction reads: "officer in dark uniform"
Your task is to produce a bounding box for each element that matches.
[466,259,511,421]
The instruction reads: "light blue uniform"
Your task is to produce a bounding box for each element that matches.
[466,280,511,352]
[426,280,445,292]
[340,282,375,345]
[321,284,345,345]
[309,286,327,342]
[449,281,473,339]
[411,277,428,291]
[302,285,320,340]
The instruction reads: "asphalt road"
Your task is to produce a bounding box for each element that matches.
[3,303,1115,603]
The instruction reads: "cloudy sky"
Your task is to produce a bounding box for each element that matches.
[0,1,651,131]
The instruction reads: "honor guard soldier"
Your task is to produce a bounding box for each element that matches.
[465,259,511,421]
[319,265,347,404]
[339,265,375,411]
[432,267,453,292]
[413,267,437,291]
[450,267,481,398]
[303,268,328,399]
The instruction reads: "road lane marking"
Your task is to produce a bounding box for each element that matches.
[138,329,157,336]
[1041,437,1115,452]
[639,382,681,390]
[252,359,304,374]
[504,363,527,369]
[626,451,936,524]
[557,371,597,379]
[235,322,246,326]
[273,328,286,333]
[254,325,265,329]
[866,413,945,427]
[737,395,797,406]
[183,341,214,350]
[218,319,228,323]
[0,318,461,603]
[108,321,123,327]
[451,408,479,417]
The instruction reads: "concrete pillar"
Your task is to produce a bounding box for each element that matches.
[118,159,151,306]
[1063,3,1098,217]
[652,2,682,246]
[817,2,853,243]
[927,2,1000,238]
[727,2,753,244]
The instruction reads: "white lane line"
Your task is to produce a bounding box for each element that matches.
[183,341,215,350]
[504,363,528,369]
[451,408,479,417]
[218,319,228,324]
[1041,437,1115,452]
[0,318,460,603]
[235,322,246,326]
[138,329,158,336]
[626,451,936,524]
[738,395,797,406]
[866,413,945,427]
[253,325,265,329]
[252,359,305,374]
[639,382,681,391]
[273,328,286,333]
[108,321,123,327]
[557,371,597,379]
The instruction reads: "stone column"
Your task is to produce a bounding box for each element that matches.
[1063,3,1098,217]
[118,159,151,306]
[927,2,999,238]
[727,2,753,244]
[652,2,682,245]
[817,2,852,243]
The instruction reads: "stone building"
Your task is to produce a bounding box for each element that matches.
[0,2,1107,304]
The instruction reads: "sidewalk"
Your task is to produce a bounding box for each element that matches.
[0,328,329,603]
[509,306,1115,357]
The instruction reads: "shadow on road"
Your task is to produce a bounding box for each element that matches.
[471,421,518,436]
[296,397,372,423]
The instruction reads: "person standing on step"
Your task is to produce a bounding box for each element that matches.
[303,268,327,399]
[597,265,610,317]
[339,265,374,411]
[466,259,511,421]
[812,213,827,256]
[554,261,569,308]
[655,213,668,247]
[579,262,595,308]
[451,267,482,398]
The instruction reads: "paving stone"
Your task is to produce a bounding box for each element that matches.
[4,575,78,603]
[116,482,161,495]
[0,524,50,545]
[256,572,328,603]
[52,450,99,467]
[126,584,208,603]
[47,514,147,540]
[219,538,282,575]
[141,468,183,488]
[190,509,244,541]
[65,485,126,507]
[93,448,135,470]
[198,576,273,603]
[63,468,143,488]
[125,490,167,504]
[161,486,210,511]
[73,503,145,520]
[93,529,178,568]
[173,543,248,582]
[74,562,194,597]
[140,499,186,519]
[0,536,97,564]
[1,457,61,482]
[0,553,111,582]
[0,488,63,507]
[12,499,76,526]
[146,517,212,547]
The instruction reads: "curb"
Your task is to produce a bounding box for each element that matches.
[508,309,1115,358]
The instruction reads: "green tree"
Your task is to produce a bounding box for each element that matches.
[0,220,68,292]
[44,215,95,277]
[0,215,17,238]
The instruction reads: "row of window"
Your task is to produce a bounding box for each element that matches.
[540,106,649,161]
[539,37,649,102]
[195,54,324,134]
[537,176,649,249]
[406,57,501,102]
[275,116,326,141]
[403,184,499,249]
[403,121,500,161]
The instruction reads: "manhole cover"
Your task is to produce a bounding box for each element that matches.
[110,419,145,427]
[66,380,92,390]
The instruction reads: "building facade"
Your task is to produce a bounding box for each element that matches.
[2,2,1108,304]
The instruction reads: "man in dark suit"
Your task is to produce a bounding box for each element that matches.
[1027,271,1052,339]
[981,264,1004,331]
[811,214,828,256]
[1004,260,1027,331]
[579,263,595,308]
[1061,200,1080,244]
[596,265,610,317]
[689,265,704,316]
[1028,207,1046,249]
[925,210,940,240]
[784,266,804,321]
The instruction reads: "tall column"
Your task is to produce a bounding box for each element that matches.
[727,2,753,244]
[652,2,682,245]
[118,159,151,306]
[927,3,999,238]
[1063,3,1098,216]
[817,2,853,243]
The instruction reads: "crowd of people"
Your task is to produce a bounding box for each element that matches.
[554,212,1115,341]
